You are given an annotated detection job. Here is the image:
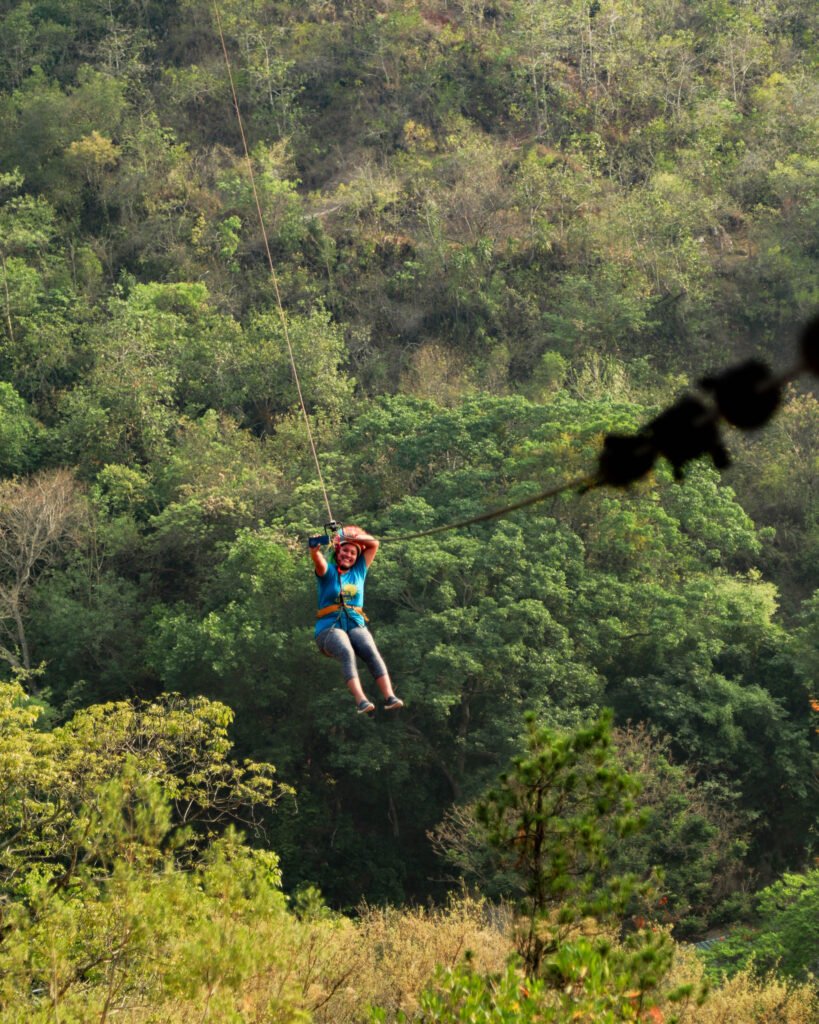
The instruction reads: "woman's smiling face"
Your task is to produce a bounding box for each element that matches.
[336,542,359,570]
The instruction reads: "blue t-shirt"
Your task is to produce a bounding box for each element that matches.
[315,553,369,637]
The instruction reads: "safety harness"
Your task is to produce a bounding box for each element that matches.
[316,602,368,621]
[316,560,369,623]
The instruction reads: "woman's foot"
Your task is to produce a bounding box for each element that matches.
[384,696,404,711]
[356,698,375,715]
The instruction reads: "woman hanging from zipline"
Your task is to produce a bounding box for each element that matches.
[308,525,403,715]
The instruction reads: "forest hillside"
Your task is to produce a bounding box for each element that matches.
[0,0,817,1019]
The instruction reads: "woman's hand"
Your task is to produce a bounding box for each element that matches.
[309,537,329,575]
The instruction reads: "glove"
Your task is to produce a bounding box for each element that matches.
[308,535,329,548]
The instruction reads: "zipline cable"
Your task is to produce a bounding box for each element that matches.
[382,473,598,542]
[212,2,335,524]
[382,321,819,543]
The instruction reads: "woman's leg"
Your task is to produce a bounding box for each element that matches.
[316,628,371,705]
[349,628,396,700]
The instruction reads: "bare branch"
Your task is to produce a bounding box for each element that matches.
[0,470,86,678]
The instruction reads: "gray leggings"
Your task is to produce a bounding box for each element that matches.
[316,626,388,682]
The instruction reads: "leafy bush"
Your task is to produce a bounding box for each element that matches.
[700,869,819,981]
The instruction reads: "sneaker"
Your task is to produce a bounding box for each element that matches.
[356,699,375,715]
[384,696,404,711]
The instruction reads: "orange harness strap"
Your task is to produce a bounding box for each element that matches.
[316,603,368,621]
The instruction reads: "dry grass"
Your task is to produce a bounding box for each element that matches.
[13,899,817,1023]
[293,907,818,1024]
[663,946,818,1024]
[307,895,511,1023]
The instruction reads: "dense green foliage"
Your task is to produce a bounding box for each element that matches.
[0,1,816,1004]
[701,868,819,982]
[0,683,297,1020]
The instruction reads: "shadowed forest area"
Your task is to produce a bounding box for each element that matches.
[0,0,817,1019]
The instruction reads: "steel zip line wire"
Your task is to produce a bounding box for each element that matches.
[381,474,598,542]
